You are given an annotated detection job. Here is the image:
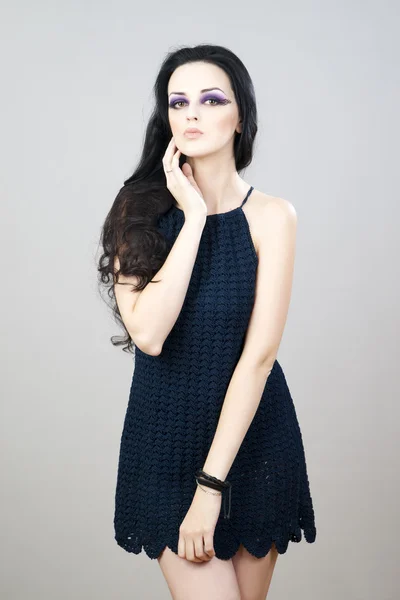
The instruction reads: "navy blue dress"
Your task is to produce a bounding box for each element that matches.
[114,186,317,560]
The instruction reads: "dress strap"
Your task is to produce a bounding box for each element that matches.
[240,186,254,207]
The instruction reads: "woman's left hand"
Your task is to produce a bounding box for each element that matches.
[178,486,222,562]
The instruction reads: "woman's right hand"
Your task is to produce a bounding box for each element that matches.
[162,137,207,220]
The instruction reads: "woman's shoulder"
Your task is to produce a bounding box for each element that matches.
[243,188,297,255]
[247,188,296,218]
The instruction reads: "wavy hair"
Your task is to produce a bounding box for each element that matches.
[97,43,258,353]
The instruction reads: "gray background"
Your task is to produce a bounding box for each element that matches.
[1,0,399,598]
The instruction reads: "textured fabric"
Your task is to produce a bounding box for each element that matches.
[114,186,317,560]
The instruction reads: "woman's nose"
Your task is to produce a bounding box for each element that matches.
[185,105,200,120]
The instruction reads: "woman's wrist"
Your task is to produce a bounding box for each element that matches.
[184,211,207,228]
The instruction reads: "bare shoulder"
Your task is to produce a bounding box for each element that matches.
[243,189,297,255]
[246,189,297,220]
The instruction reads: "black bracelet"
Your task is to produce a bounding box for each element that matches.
[195,469,232,519]
[195,469,230,489]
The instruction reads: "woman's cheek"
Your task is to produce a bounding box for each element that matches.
[214,112,238,137]
[168,112,181,133]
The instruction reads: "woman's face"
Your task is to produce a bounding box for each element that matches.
[167,61,242,158]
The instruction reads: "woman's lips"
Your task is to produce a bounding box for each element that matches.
[184,131,203,139]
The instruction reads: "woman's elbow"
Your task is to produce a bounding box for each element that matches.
[133,332,163,356]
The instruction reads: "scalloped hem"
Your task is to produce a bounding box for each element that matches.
[115,524,317,561]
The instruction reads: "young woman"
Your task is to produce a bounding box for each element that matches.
[98,44,317,600]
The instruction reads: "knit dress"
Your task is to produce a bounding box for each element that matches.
[113,185,317,560]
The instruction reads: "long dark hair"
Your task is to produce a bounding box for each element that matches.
[97,43,258,354]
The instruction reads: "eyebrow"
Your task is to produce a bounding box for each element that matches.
[168,87,226,97]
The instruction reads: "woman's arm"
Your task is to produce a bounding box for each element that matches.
[201,197,297,481]
[114,213,206,356]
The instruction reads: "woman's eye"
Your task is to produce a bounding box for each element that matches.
[169,100,186,108]
[168,100,186,109]
[169,97,226,109]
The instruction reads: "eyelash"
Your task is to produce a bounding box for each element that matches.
[169,98,230,109]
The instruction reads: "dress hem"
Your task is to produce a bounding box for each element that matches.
[115,523,317,561]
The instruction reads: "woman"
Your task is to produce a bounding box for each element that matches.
[98,44,317,599]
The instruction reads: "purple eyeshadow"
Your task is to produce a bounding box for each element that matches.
[202,92,226,102]
[168,91,229,108]
[169,95,186,105]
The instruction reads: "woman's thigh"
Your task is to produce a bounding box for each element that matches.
[157,545,241,600]
[231,543,279,600]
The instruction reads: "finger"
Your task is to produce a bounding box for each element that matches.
[162,137,177,169]
[185,538,195,562]
[186,538,203,563]
[163,148,181,176]
[203,531,216,559]
[181,162,191,175]
[182,169,197,188]
[165,151,187,184]
[170,147,181,170]
[177,533,186,559]
[194,536,211,561]
[181,163,202,193]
